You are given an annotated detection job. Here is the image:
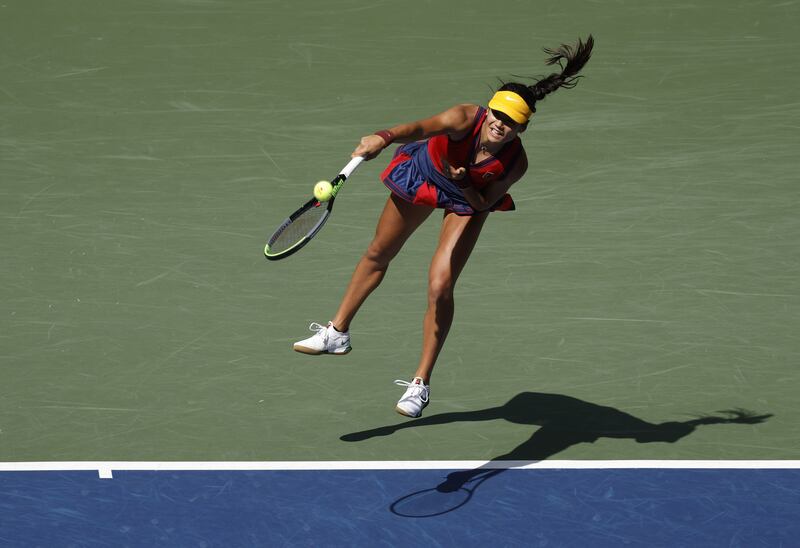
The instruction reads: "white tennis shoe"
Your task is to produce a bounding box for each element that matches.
[394,377,430,418]
[293,322,351,355]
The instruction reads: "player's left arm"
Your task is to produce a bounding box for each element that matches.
[461,149,528,212]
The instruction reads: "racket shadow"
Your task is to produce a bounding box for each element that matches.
[341,392,772,518]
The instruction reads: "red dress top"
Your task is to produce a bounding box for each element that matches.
[426,107,523,190]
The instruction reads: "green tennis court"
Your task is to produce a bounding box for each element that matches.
[1,0,797,486]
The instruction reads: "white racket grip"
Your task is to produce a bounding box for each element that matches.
[340,156,365,179]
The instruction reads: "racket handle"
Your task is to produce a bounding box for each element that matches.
[340,156,364,179]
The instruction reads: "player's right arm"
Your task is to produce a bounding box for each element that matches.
[353,104,478,160]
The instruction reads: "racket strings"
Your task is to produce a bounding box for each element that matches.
[268,204,327,254]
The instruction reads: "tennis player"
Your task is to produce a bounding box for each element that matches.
[294,36,594,417]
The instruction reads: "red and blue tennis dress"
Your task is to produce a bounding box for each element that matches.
[380,107,522,216]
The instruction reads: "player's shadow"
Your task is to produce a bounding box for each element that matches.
[340,392,772,516]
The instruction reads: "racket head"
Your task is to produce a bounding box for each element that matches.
[264,166,353,261]
[264,196,334,260]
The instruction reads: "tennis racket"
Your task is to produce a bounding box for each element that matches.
[264,156,364,261]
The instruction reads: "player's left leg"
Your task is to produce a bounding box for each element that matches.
[418,210,489,381]
[395,210,489,417]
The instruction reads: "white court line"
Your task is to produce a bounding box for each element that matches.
[1,461,800,479]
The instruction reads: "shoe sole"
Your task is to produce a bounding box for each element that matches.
[395,403,427,418]
[395,406,419,418]
[293,345,351,355]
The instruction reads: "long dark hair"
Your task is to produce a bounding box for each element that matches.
[499,35,594,114]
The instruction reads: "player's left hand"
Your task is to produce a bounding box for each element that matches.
[442,158,466,180]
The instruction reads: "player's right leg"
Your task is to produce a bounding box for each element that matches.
[293,194,433,354]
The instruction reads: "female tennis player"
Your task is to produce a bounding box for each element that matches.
[294,36,594,417]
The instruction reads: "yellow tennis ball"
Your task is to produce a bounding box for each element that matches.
[313,180,333,202]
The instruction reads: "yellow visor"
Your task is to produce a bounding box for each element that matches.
[488,91,533,124]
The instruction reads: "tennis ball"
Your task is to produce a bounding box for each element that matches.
[314,180,333,202]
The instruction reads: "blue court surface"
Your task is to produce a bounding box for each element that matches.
[1,466,799,547]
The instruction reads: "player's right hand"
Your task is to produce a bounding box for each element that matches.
[352,134,386,160]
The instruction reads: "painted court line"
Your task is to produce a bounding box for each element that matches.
[1,461,799,479]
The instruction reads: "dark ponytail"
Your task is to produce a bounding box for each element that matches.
[499,35,594,114]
